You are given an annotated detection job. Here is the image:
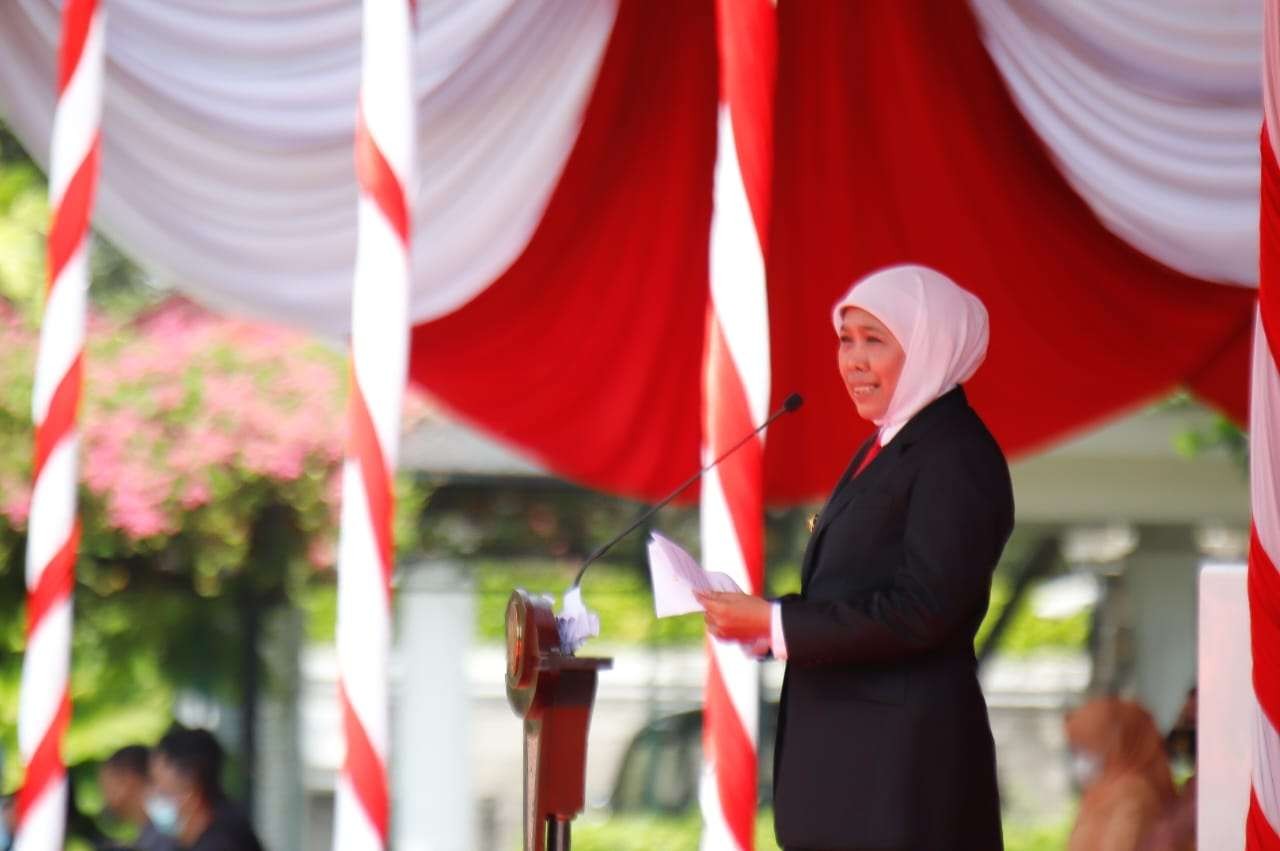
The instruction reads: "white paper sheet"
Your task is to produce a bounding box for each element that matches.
[646,531,742,617]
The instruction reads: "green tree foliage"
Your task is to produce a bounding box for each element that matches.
[976,574,1091,657]
[571,811,781,851]
[0,151,47,321]
[570,811,1072,851]
[1162,390,1248,471]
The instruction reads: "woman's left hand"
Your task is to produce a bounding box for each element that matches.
[696,591,771,643]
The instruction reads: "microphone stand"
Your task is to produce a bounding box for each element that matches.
[504,394,800,851]
[569,392,803,591]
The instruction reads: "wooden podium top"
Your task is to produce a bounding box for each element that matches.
[505,589,611,719]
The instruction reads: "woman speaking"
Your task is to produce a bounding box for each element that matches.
[699,264,1013,850]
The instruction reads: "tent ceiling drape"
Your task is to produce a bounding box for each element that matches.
[971,0,1263,286]
[0,0,618,334]
[0,0,1264,505]
[764,0,1258,502]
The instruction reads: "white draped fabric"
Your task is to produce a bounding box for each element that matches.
[0,0,617,336]
[970,0,1263,287]
[0,0,1265,330]
[0,0,1271,505]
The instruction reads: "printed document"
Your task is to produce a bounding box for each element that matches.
[647,531,741,617]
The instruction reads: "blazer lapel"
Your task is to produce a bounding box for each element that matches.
[796,387,971,587]
[814,435,885,534]
[800,436,877,585]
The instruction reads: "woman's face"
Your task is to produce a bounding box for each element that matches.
[838,308,905,422]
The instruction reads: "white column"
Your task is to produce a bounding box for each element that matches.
[255,606,305,850]
[394,559,474,851]
[1198,563,1251,850]
[1125,527,1199,731]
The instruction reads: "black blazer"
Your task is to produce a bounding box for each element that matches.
[772,387,1013,851]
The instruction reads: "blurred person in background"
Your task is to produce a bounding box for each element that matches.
[150,726,263,851]
[1066,697,1177,851]
[99,744,177,851]
[1140,686,1197,851]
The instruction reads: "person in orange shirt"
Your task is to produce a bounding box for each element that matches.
[1066,697,1177,851]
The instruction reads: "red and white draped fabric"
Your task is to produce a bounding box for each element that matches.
[970,0,1263,287]
[332,2,415,850]
[0,0,1265,505]
[0,0,620,338]
[699,2,774,848]
[765,0,1259,500]
[16,2,102,850]
[1249,3,1280,845]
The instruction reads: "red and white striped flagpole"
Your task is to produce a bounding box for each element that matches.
[1248,137,1280,847]
[1249,7,1280,846]
[699,289,768,851]
[700,2,775,848]
[16,2,103,849]
[332,2,415,849]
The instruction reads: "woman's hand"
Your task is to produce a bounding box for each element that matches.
[696,591,771,644]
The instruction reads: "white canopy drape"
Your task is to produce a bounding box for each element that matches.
[971,0,1263,286]
[0,0,1266,337]
[0,0,617,335]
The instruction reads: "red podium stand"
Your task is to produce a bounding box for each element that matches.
[505,589,612,851]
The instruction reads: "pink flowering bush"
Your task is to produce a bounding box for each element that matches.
[0,291,432,798]
[0,295,428,594]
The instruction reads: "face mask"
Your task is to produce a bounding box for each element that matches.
[145,794,182,837]
[1071,751,1102,788]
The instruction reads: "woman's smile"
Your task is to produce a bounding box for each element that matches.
[849,381,879,397]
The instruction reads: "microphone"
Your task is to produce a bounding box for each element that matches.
[569,392,803,589]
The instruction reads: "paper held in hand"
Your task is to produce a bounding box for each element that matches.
[647,530,742,617]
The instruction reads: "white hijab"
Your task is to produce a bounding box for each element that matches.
[831,264,989,445]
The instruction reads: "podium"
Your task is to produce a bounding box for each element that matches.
[505,589,612,851]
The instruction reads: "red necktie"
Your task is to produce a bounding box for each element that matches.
[853,438,881,478]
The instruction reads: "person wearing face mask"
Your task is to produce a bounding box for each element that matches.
[149,726,264,851]
[98,745,178,851]
[698,265,1012,850]
[1065,697,1177,851]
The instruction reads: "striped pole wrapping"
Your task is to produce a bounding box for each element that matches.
[698,76,772,851]
[1249,118,1280,848]
[1251,10,1280,843]
[700,3,775,848]
[15,2,103,850]
[698,267,768,851]
[331,2,415,850]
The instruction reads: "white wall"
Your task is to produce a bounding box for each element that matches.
[1199,563,1253,850]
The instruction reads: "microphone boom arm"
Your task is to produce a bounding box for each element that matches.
[569,393,802,590]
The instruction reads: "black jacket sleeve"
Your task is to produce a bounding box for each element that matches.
[779,444,1010,666]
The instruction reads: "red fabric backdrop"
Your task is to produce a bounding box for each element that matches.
[764,0,1257,503]
[409,0,718,499]
[408,0,1258,506]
